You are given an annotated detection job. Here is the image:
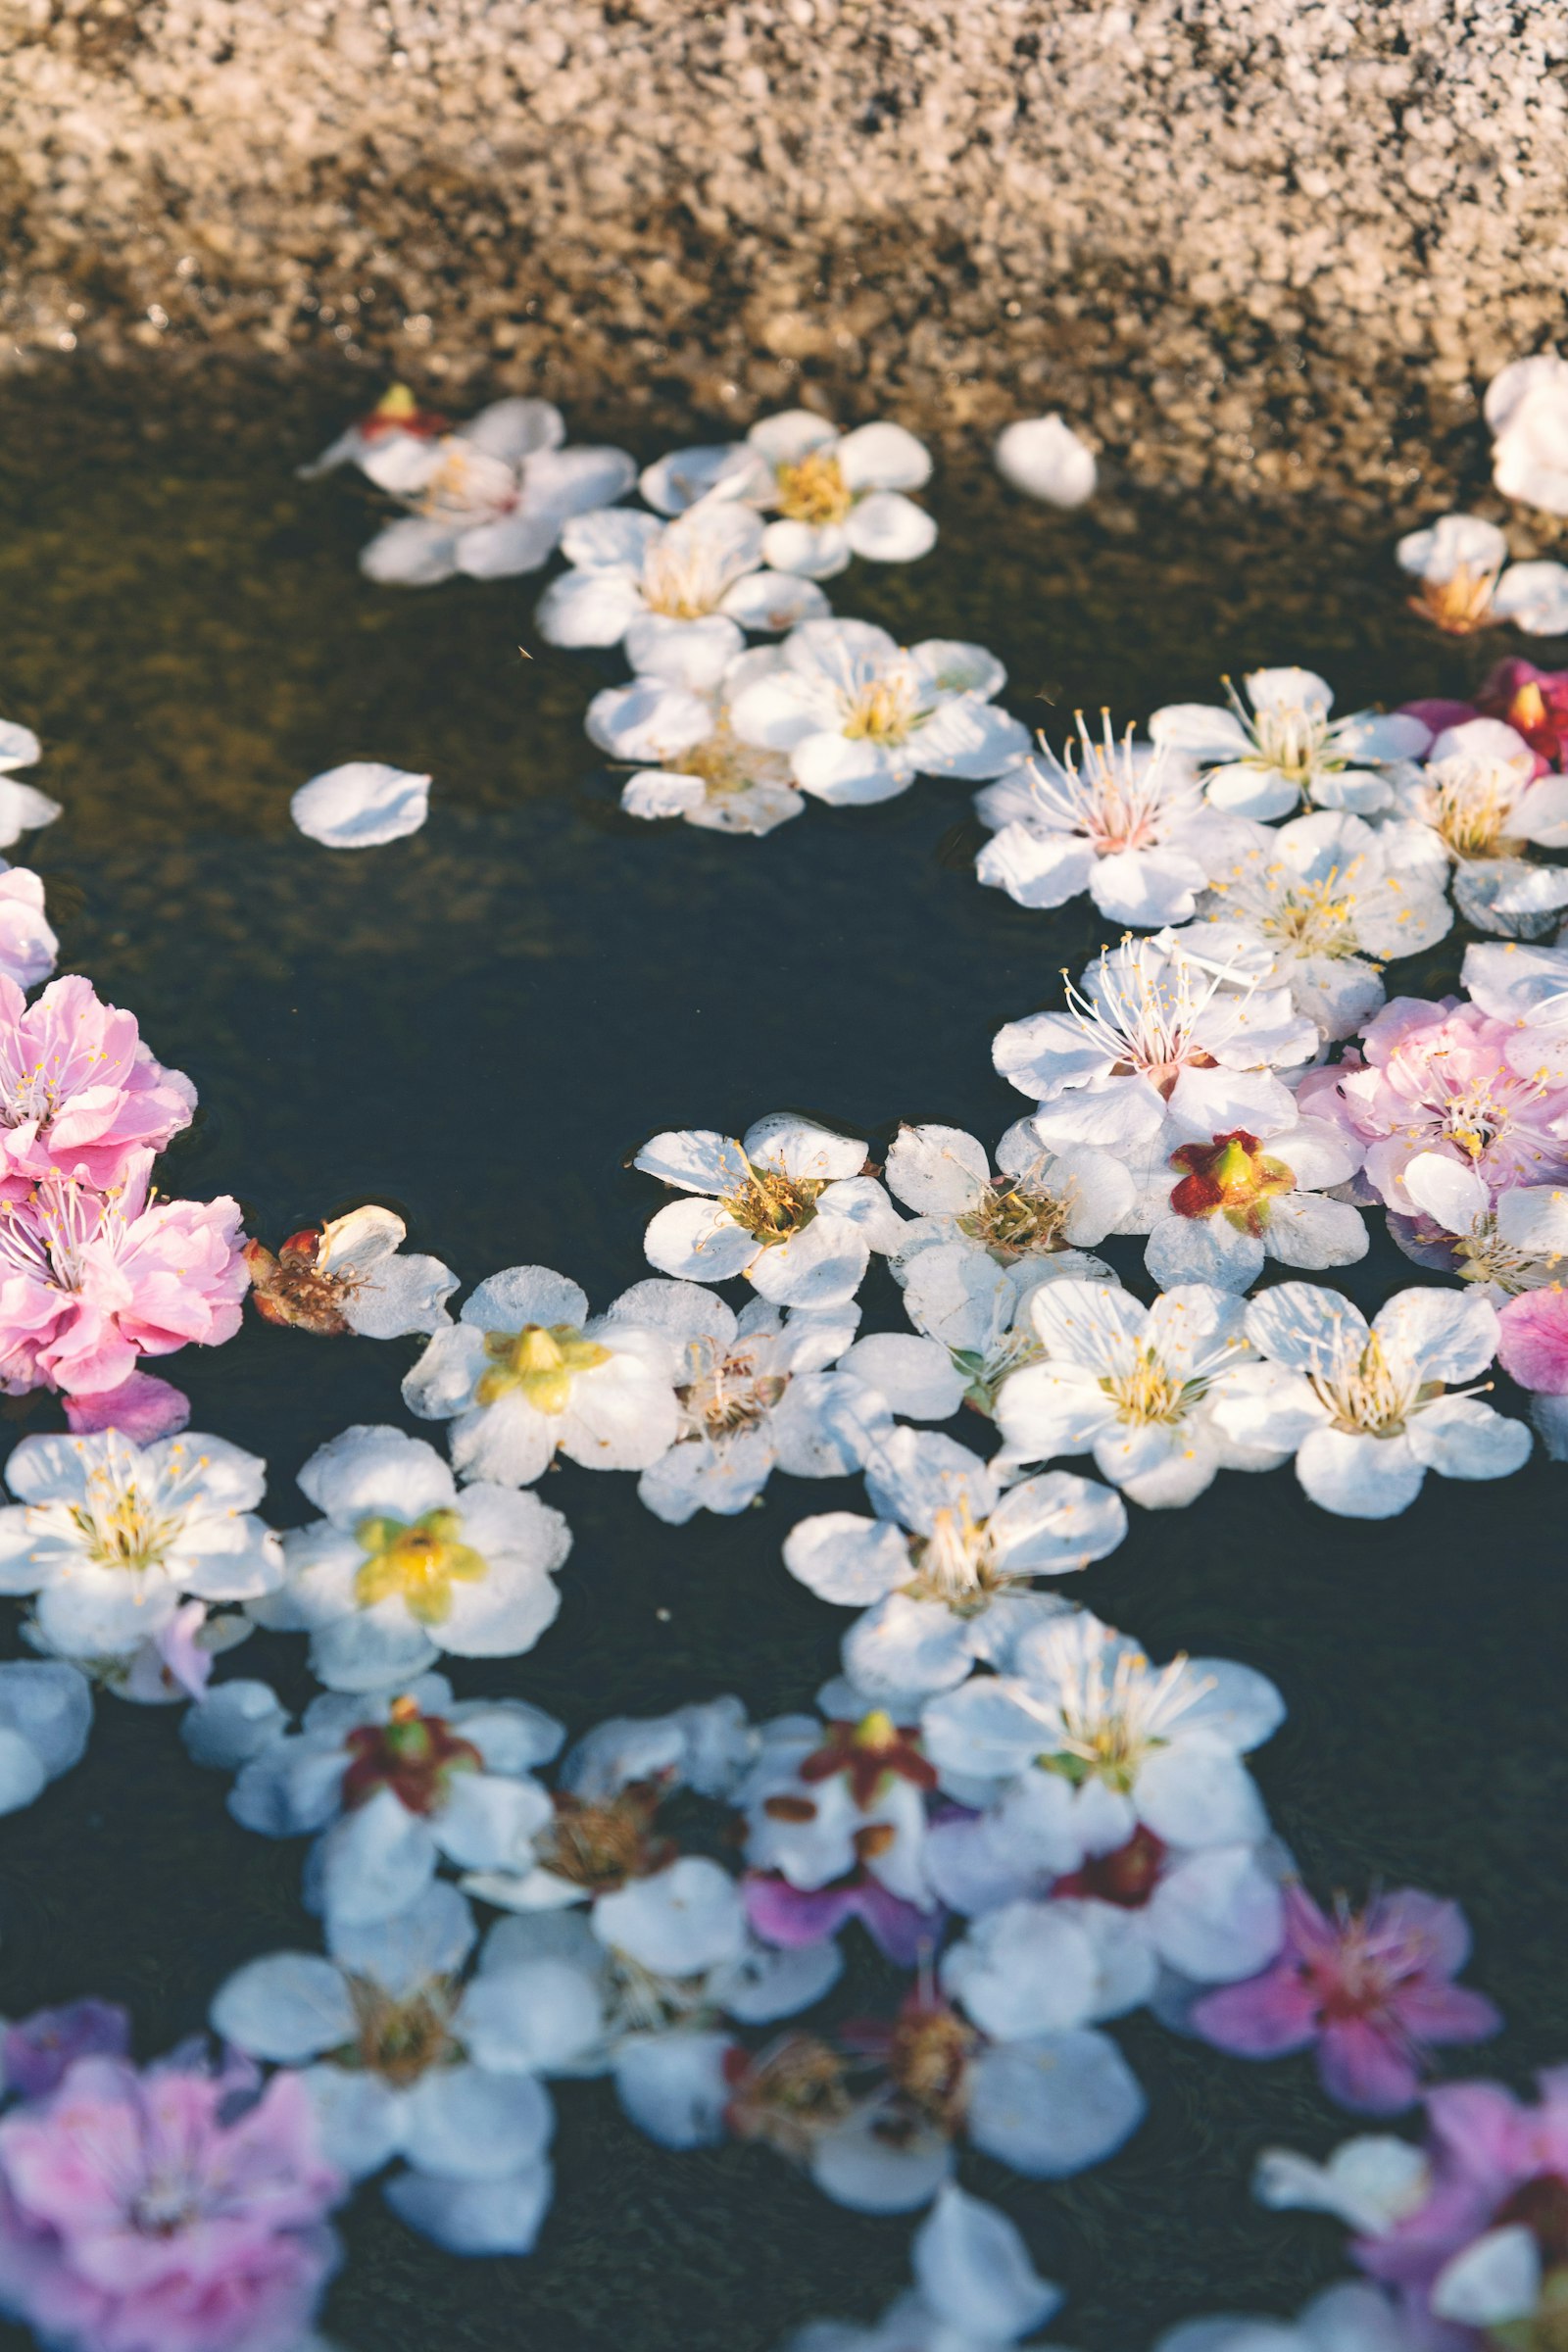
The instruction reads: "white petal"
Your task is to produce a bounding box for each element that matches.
[810,2113,954,2212]
[967,2031,1146,2176]
[624,612,745,689]
[913,2183,1063,2337]
[594,1856,747,1975]
[1405,1395,1532,1481]
[291,763,431,849]
[1295,1427,1426,1517]
[210,1952,356,2062]
[613,2030,732,2148]
[384,2161,554,2255]
[843,491,937,563]
[994,415,1097,506]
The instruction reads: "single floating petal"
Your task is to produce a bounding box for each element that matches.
[291,762,432,848]
[994,416,1098,507]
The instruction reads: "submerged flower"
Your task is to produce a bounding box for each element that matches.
[0,975,194,1199]
[299,380,449,479]
[1211,1282,1530,1518]
[603,1279,866,1524]
[1169,808,1452,1042]
[729,618,1032,807]
[783,1424,1126,1696]
[992,1280,1276,1508]
[261,1424,572,1691]
[0,1429,281,1663]
[1297,997,1568,1214]
[1155,2285,1414,2352]
[536,504,827,680]
[635,1114,903,1308]
[0,868,58,993]
[1151,669,1431,821]
[1191,1883,1500,2113]
[403,1264,680,1485]
[585,651,806,836]
[1133,1113,1367,1295]
[778,2180,1063,2352]
[882,1119,1132,1278]
[0,718,61,850]
[641,411,937,578]
[1386,1151,1568,1298]
[0,1657,92,1817]
[357,396,636,585]
[1396,514,1510,635]
[0,1155,248,1403]
[228,1676,563,1931]
[245,1205,457,1339]
[993,935,1317,1152]
[211,1882,591,2256]
[974,717,1244,927]
[0,2047,344,2352]
[1477,658,1568,769]
[1487,353,1568,516]
[921,1610,1285,1866]
[0,2000,130,2101]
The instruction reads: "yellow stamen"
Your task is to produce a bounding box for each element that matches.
[354,1507,488,1624]
[476,1322,612,1413]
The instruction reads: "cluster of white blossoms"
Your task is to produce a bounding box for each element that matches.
[4,382,1563,2352]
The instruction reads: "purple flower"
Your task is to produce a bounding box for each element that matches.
[1191,1884,1500,2114]
[745,1867,945,1966]
[2,2003,130,2102]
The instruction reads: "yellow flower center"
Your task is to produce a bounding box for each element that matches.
[1411,563,1500,636]
[1256,869,1362,956]
[842,675,919,745]
[353,1507,488,1624]
[1102,1347,1194,1425]
[720,1162,825,1247]
[956,1182,1070,1262]
[475,1322,612,1413]
[773,448,854,526]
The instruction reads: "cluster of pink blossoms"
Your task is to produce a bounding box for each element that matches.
[0,979,246,1438]
[0,2034,344,2352]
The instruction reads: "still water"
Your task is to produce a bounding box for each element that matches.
[0,363,1563,2352]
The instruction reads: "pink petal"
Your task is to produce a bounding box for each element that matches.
[64,1373,191,1441]
[1189,1963,1321,2057]
[1317,2019,1423,2114]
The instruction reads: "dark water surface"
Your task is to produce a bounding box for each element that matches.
[0,363,1564,2352]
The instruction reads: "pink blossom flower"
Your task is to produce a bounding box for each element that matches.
[745,1867,945,1965]
[0,2050,343,2352]
[0,975,194,1200]
[0,1154,248,1400]
[0,870,58,993]
[1298,999,1568,1213]
[1191,1885,1500,2114]
[1496,1290,1568,1393]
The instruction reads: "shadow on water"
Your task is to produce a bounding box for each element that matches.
[0,360,1563,2350]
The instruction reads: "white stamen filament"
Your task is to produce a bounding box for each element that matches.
[1022,711,1179,856]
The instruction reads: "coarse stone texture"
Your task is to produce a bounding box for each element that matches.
[4,0,1568,511]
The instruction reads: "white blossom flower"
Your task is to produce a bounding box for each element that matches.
[0,867,58,991]
[920,1610,1285,1865]
[729,619,1032,807]
[783,1425,1126,1697]
[0,721,60,848]
[222,1673,564,1930]
[895,1244,1090,1419]
[1389,1150,1568,1296]
[599,1278,869,1522]
[1165,809,1452,1042]
[974,719,1247,927]
[1461,937,1568,1083]
[585,651,806,836]
[1117,1106,1366,1295]
[1209,1282,1531,1518]
[559,1692,758,1808]
[740,1700,939,1911]
[402,1265,681,1485]
[635,1114,903,1308]
[290,762,431,849]
[299,382,454,479]
[882,1119,1133,1279]
[247,1204,458,1339]
[993,936,1318,1152]
[1396,514,1510,634]
[1156,2284,1416,2352]
[0,1657,92,1816]
[1486,353,1568,516]
[1150,669,1432,821]
[992,1281,1281,1507]
[260,1425,572,1690]
[993,415,1097,508]
[778,2181,1064,2352]
[535,504,828,682]
[640,411,936,578]
[1384,719,1568,940]
[0,1430,281,1663]
[211,1882,596,2254]
[357,397,637,585]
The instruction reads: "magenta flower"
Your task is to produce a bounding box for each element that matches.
[0,1153,248,1401]
[1191,1885,1500,2114]
[745,1867,945,1967]
[1496,1290,1568,1394]
[0,976,194,1200]
[1298,998,1568,1214]
[0,2051,343,2352]
[1,2004,129,2102]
